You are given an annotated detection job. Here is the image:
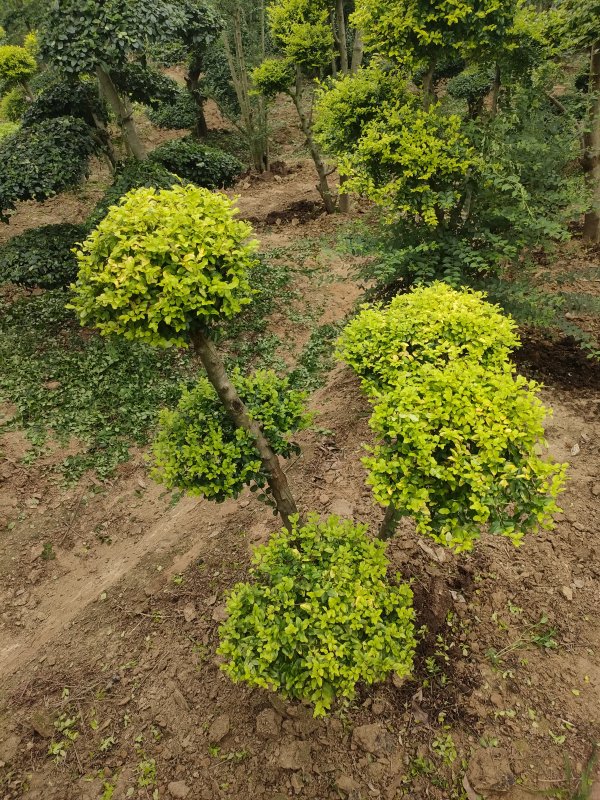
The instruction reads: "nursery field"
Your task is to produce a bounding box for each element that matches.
[1,0,600,798]
[0,107,599,799]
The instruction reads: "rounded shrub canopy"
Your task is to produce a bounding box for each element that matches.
[364,362,567,552]
[70,184,258,347]
[337,282,520,395]
[0,44,36,87]
[218,514,416,717]
[153,370,311,501]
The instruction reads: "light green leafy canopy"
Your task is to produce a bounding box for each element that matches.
[337,282,519,395]
[152,370,311,502]
[268,0,334,72]
[70,185,258,347]
[365,363,567,552]
[337,100,479,225]
[0,44,36,86]
[351,0,518,65]
[313,64,409,158]
[218,514,416,716]
[252,57,296,98]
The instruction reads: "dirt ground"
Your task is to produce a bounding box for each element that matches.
[1,105,600,800]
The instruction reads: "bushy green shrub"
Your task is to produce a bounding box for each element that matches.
[218,514,416,716]
[251,58,295,98]
[447,68,492,116]
[71,184,258,347]
[153,370,310,501]
[87,159,183,228]
[0,85,27,121]
[0,44,36,88]
[150,137,242,188]
[364,362,566,552]
[146,88,196,129]
[110,62,180,108]
[0,116,97,221]
[21,79,107,128]
[0,120,18,139]
[0,223,86,288]
[336,283,520,395]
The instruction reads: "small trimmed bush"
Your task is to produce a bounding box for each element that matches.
[218,514,416,716]
[364,362,567,552]
[22,79,107,128]
[337,282,520,396]
[111,62,180,109]
[0,86,28,121]
[447,68,492,116]
[146,88,196,129]
[0,44,36,88]
[150,137,242,188]
[0,116,97,221]
[87,159,183,228]
[71,184,258,347]
[153,370,310,501]
[0,223,86,288]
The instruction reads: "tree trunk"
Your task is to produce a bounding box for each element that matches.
[583,43,600,243]
[378,503,401,540]
[190,329,298,530]
[291,77,337,213]
[490,62,501,118]
[335,0,349,75]
[185,59,209,139]
[422,60,436,110]
[96,66,146,160]
[351,28,364,72]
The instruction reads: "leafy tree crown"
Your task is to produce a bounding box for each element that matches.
[70,185,258,347]
[252,58,295,98]
[218,514,416,716]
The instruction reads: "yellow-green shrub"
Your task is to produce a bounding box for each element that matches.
[218,514,416,716]
[152,370,310,502]
[70,185,258,347]
[336,283,520,396]
[364,362,566,552]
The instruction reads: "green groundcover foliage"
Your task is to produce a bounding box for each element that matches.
[218,514,416,716]
[365,362,567,553]
[0,223,87,288]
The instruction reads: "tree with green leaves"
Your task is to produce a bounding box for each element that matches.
[40,0,184,159]
[556,0,600,242]
[70,184,301,528]
[0,43,35,98]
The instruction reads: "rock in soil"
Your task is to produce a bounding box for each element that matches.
[256,708,282,739]
[467,748,515,794]
[277,740,312,771]
[168,781,190,798]
[208,714,230,744]
[352,723,395,755]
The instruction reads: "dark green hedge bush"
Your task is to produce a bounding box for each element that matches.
[150,137,242,188]
[146,88,197,129]
[111,62,180,109]
[22,79,108,128]
[0,116,98,221]
[0,223,86,288]
[87,158,184,228]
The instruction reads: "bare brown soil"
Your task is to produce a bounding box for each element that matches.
[1,107,600,800]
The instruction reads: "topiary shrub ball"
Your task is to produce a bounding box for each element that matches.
[150,137,242,188]
[218,514,416,716]
[152,370,311,502]
[0,223,87,288]
[336,282,520,396]
[70,184,259,347]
